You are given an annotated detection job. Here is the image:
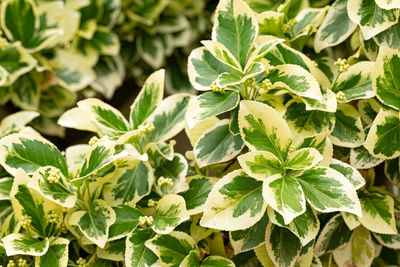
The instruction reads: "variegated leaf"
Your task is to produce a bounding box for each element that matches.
[69,199,116,248]
[239,100,292,161]
[330,103,365,148]
[108,205,144,241]
[212,0,258,68]
[35,238,69,267]
[201,170,266,231]
[385,158,400,187]
[238,151,282,181]
[285,148,323,171]
[194,119,244,168]
[263,174,306,225]
[230,212,269,254]
[152,194,189,235]
[125,228,159,267]
[201,41,242,71]
[329,159,365,190]
[350,145,384,169]
[314,0,357,52]
[347,0,399,39]
[359,193,397,234]
[2,233,49,256]
[296,168,362,216]
[296,133,333,166]
[154,154,188,194]
[130,69,164,129]
[97,238,125,262]
[201,256,235,267]
[376,0,400,9]
[342,212,361,230]
[364,109,400,159]
[374,219,400,249]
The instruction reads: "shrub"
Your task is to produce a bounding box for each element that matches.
[0,0,400,266]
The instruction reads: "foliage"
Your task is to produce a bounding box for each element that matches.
[0,0,400,266]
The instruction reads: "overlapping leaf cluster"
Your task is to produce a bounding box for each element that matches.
[0,0,400,266]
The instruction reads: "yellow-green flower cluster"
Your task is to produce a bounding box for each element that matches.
[47,167,62,184]
[76,257,87,267]
[138,216,154,227]
[335,58,350,73]
[21,215,32,229]
[211,80,225,93]
[157,176,174,188]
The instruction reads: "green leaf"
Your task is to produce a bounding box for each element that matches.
[296,167,362,216]
[239,100,292,161]
[145,231,198,267]
[152,194,190,235]
[201,256,235,267]
[108,205,144,241]
[103,162,154,206]
[350,145,384,169]
[125,228,159,267]
[268,64,322,100]
[314,214,352,256]
[373,47,400,110]
[359,193,397,234]
[77,98,130,137]
[97,238,125,261]
[238,151,282,181]
[154,154,188,194]
[0,133,67,176]
[230,212,269,254]
[201,169,266,231]
[296,133,333,166]
[148,94,191,142]
[179,176,217,215]
[374,22,400,52]
[285,148,323,171]
[191,91,240,127]
[347,0,399,39]
[329,159,365,190]
[91,56,124,99]
[2,233,49,256]
[212,0,258,68]
[89,26,120,56]
[246,38,285,69]
[194,119,244,168]
[0,177,12,200]
[35,238,69,267]
[331,103,365,148]
[364,109,400,159]
[27,166,76,208]
[257,11,284,37]
[201,40,242,71]
[314,0,357,52]
[331,61,375,102]
[385,158,400,187]
[69,199,116,248]
[11,73,40,110]
[265,223,302,267]
[268,205,320,246]
[188,47,231,91]
[130,69,164,129]
[181,250,201,267]
[263,174,306,224]
[284,99,335,139]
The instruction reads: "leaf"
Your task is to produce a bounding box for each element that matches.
[296,168,362,216]
[330,103,365,148]
[284,99,335,139]
[130,69,164,129]
[373,220,400,249]
[154,154,188,194]
[91,56,124,99]
[27,166,76,208]
[314,214,352,256]
[77,98,130,137]
[148,94,192,142]
[342,212,361,230]
[268,205,320,246]
[296,133,333,166]
[285,148,323,171]
[239,100,292,161]
[246,38,285,69]
[230,212,269,254]
[331,61,375,102]
[329,159,365,190]
[194,119,244,168]
[0,133,68,176]
[268,64,323,101]
[201,256,235,267]
[0,177,12,200]
[347,0,399,40]
[265,223,302,267]
[364,109,400,159]
[238,151,282,181]
[11,73,40,110]
[35,238,69,267]
[373,47,400,110]
[359,193,397,234]
[57,107,98,133]
[103,162,154,206]
[179,176,217,215]
[125,228,159,267]
[376,0,400,9]
[350,145,384,169]
[385,158,400,187]
[200,170,267,231]
[2,233,49,256]
[69,199,116,248]
[89,26,120,56]
[192,91,240,126]
[152,194,190,235]
[108,205,144,241]
[314,0,357,52]
[263,174,306,225]
[145,231,198,267]
[212,0,258,68]
[188,47,231,91]
[201,40,242,71]
[97,238,125,262]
